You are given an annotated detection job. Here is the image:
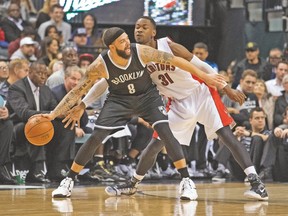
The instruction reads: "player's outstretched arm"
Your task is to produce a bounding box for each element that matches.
[168,41,218,75]
[42,57,108,121]
[138,44,225,89]
[168,41,246,104]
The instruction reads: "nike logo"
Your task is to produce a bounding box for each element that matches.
[259,188,265,193]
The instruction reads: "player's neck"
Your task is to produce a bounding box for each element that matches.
[110,53,129,67]
[150,39,157,49]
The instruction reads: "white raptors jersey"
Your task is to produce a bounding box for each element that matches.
[146,37,201,100]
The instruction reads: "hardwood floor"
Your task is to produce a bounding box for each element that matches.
[0,181,288,215]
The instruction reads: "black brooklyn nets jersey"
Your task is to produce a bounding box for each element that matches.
[101,43,154,95]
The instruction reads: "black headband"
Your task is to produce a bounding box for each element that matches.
[103,27,125,47]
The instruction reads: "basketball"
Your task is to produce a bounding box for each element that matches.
[24,116,54,146]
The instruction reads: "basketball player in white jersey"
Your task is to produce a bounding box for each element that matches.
[64,18,268,200]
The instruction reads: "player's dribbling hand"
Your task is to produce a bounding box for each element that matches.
[30,113,56,121]
[62,102,85,130]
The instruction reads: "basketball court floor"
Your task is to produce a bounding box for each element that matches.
[1,180,288,215]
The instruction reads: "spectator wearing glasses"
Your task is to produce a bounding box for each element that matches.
[262,48,283,81]
[1,3,33,42]
[0,61,9,87]
[232,42,268,89]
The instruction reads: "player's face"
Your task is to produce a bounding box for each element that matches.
[114,33,131,59]
[134,18,156,45]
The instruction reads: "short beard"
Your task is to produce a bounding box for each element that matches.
[116,48,130,59]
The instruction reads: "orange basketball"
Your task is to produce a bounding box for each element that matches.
[24,116,54,146]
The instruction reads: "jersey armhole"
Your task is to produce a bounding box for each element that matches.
[135,44,146,68]
[99,55,110,79]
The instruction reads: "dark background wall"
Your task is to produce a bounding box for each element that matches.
[33,0,288,70]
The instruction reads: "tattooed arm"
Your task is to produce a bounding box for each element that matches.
[137,44,225,89]
[45,57,108,120]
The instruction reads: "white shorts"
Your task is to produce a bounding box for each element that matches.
[168,83,234,146]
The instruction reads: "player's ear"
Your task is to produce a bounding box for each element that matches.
[152,29,156,37]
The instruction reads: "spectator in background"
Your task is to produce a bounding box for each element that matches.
[273,74,288,128]
[222,69,259,127]
[82,13,103,46]
[17,0,37,23]
[0,59,29,100]
[192,42,218,72]
[51,65,88,137]
[46,47,78,89]
[262,47,283,81]
[44,24,63,47]
[0,61,9,87]
[232,42,268,89]
[262,107,288,182]
[265,61,288,97]
[253,79,275,130]
[8,26,39,59]
[38,4,71,44]
[226,60,237,85]
[48,59,63,76]
[72,28,88,48]
[78,53,94,70]
[1,3,33,42]
[39,36,60,67]
[10,36,37,62]
[0,96,17,184]
[6,61,75,182]
[35,0,59,29]
[0,23,9,58]
[216,107,270,181]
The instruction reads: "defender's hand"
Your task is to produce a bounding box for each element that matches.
[204,74,226,89]
[223,86,246,105]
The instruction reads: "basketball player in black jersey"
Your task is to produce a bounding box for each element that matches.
[37,27,225,199]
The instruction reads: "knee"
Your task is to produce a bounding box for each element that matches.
[146,139,165,154]
[89,129,109,144]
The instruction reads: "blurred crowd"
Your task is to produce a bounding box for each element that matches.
[1,0,288,185]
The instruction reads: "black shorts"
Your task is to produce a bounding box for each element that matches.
[95,85,168,129]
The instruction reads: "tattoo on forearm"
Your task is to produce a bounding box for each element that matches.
[52,79,94,117]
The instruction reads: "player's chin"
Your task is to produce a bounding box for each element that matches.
[135,36,143,42]
[125,49,131,55]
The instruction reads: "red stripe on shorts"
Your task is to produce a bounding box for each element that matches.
[192,75,234,127]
